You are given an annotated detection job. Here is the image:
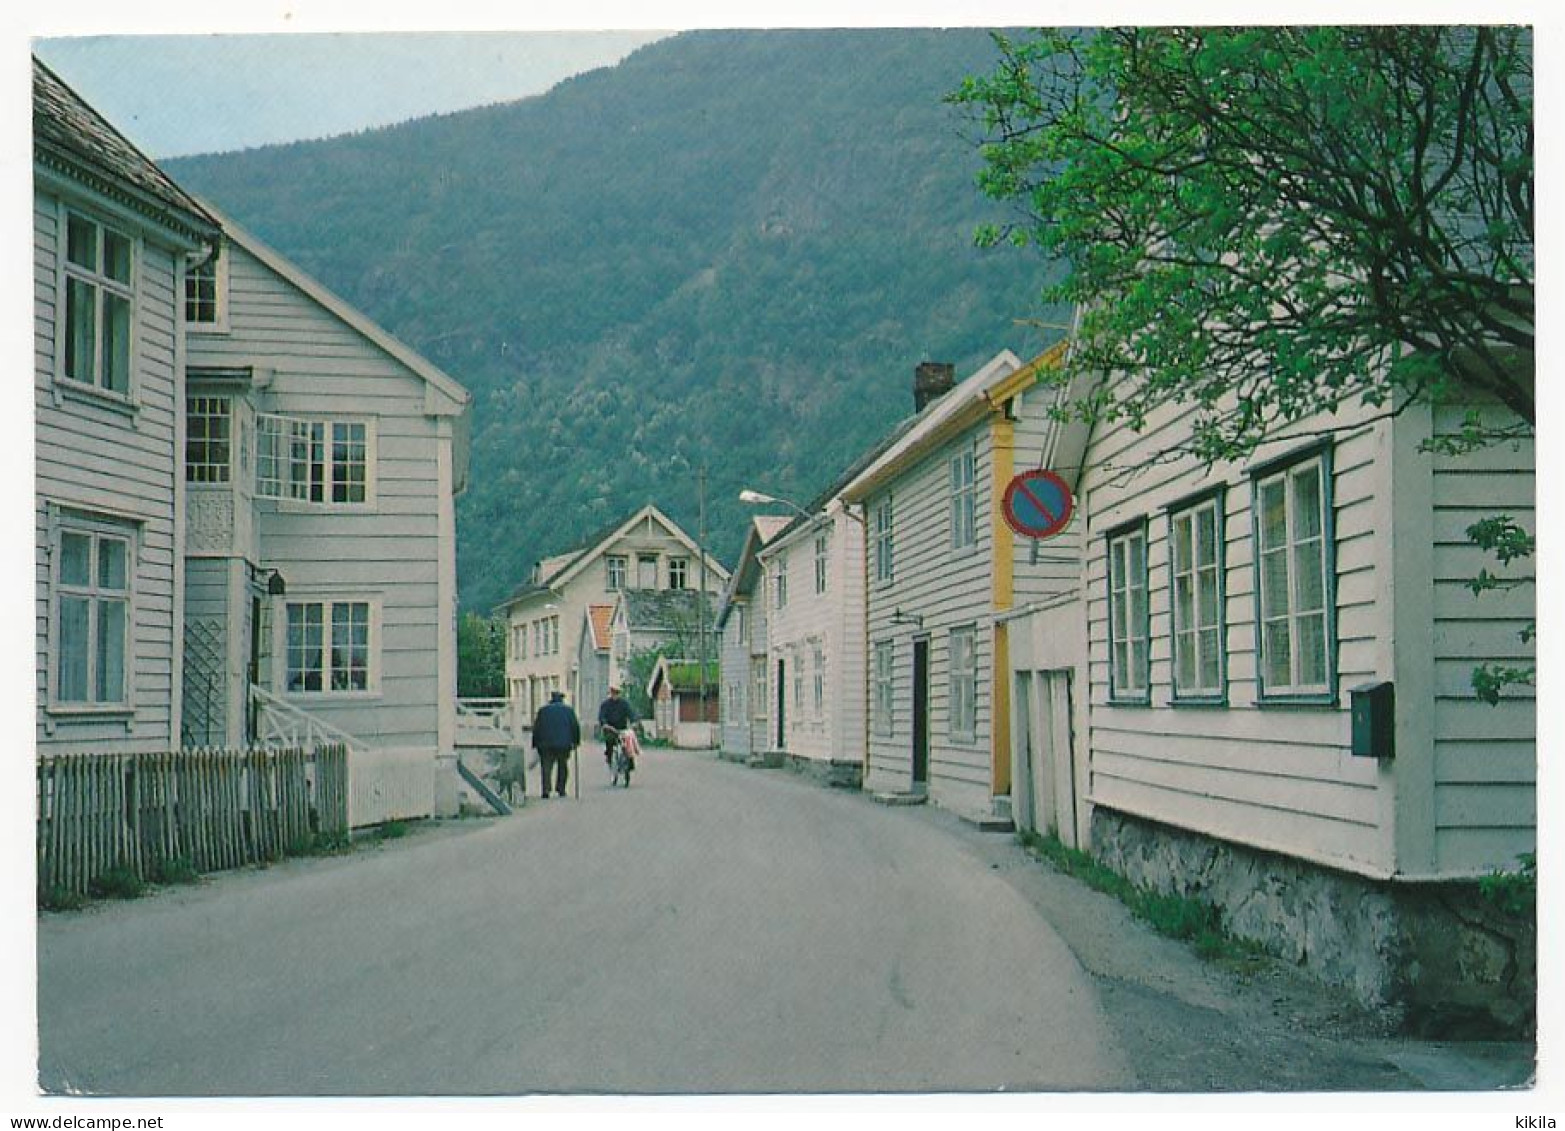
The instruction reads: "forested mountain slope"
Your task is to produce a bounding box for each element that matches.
[169,28,1064,612]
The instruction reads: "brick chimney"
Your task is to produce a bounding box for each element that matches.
[914,361,956,412]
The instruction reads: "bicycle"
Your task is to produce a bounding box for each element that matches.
[603,724,637,787]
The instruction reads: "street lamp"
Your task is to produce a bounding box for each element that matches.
[739,488,810,520]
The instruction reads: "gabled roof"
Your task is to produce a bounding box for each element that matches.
[33,57,219,248]
[841,348,1064,504]
[585,604,616,652]
[647,656,721,697]
[497,503,729,611]
[202,204,472,418]
[715,515,790,629]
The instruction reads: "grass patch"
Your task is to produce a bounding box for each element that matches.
[377,820,410,840]
[38,886,87,912]
[87,865,146,901]
[149,855,201,886]
[1019,828,1272,969]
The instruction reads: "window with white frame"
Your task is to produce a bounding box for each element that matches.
[1255,451,1333,697]
[873,495,894,584]
[53,520,133,708]
[1170,494,1225,700]
[949,443,977,550]
[185,396,232,484]
[514,624,527,660]
[813,532,829,594]
[256,415,372,505]
[1107,523,1150,701]
[286,599,373,693]
[751,656,768,720]
[872,640,894,736]
[775,562,788,609]
[812,641,825,715]
[949,625,978,742]
[668,557,688,589]
[637,555,658,589]
[62,211,134,396]
[184,249,226,329]
[606,555,627,591]
[793,653,804,714]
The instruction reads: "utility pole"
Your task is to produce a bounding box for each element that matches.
[697,465,709,720]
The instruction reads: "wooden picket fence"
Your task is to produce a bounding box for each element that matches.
[36,744,348,898]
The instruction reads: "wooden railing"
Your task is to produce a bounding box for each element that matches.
[456,697,514,747]
[36,744,349,899]
[251,684,367,756]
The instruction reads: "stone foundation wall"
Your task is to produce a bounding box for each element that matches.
[1089,808,1535,1038]
[785,754,863,790]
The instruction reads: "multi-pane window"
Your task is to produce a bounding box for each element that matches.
[775,562,789,609]
[185,396,232,484]
[1107,525,1150,701]
[793,654,804,713]
[606,555,627,590]
[669,558,689,589]
[286,599,372,693]
[1256,453,1332,696]
[63,212,134,395]
[1170,496,1225,699]
[184,253,223,326]
[873,495,894,584]
[751,656,768,720]
[812,641,825,715]
[949,625,978,741]
[256,415,370,505]
[55,526,131,706]
[637,555,658,589]
[814,532,829,594]
[872,640,895,736]
[949,443,977,550]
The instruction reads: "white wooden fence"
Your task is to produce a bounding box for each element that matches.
[347,746,435,829]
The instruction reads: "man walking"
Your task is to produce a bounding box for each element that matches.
[598,684,636,768]
[531,690,580,799]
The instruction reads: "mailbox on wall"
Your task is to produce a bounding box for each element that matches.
[1350,681,1395,759]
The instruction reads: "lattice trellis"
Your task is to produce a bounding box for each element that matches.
[181,617,228,747]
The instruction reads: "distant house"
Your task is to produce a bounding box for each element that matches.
[178,208,471,821]
[646,657,720,748]
[714,516,790,762]
[1004,358,1536,1019]
[496,504,728,722]
[608,587,721,715]
[33,59,221,756]
[840,347,1078,823]
[572,604,616,724]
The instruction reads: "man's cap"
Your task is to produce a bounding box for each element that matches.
[550,690,565,700]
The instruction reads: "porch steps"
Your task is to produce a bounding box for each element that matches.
[455,756,513,816]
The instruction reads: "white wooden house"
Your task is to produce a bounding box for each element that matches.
[177,209,472,822]
[715,516,789,762]
[572,603,616,722]
[496,504,728,724]
[840,347,1077,821]
[1004,357,1535,1021]
[33,59,222,757]
[646,656,720,748]
[755,494,871,787]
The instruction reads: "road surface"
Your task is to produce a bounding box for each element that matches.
[38,750,1135,1096]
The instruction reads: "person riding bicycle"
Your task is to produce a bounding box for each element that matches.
[598,684,636,767]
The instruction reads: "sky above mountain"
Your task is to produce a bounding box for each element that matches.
[31,30,671,158]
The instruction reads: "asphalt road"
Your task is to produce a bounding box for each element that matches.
[38,750,1136,1096]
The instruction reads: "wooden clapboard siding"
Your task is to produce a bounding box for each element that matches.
[1426,402,1535,874]
[762,505,866,764]
[187,237,462,760]
[864,425,996,810]
[718,600,752,755]
[34,183,187,755]
[1081,392,1396,875]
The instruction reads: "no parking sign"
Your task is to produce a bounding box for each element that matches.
[1002,469,1074,540]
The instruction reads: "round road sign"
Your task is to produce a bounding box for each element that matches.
[1002,469,1074,539]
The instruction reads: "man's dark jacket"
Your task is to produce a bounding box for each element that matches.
[598,696,635,731]
[532,700,581,752]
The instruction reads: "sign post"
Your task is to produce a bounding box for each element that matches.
[1002,469,1075,540]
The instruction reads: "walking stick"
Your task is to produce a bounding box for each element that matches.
[573,745,580,800]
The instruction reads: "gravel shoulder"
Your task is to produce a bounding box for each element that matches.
[900,794,1537,1094]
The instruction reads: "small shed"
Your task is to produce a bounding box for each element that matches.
[646,657,720,749]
